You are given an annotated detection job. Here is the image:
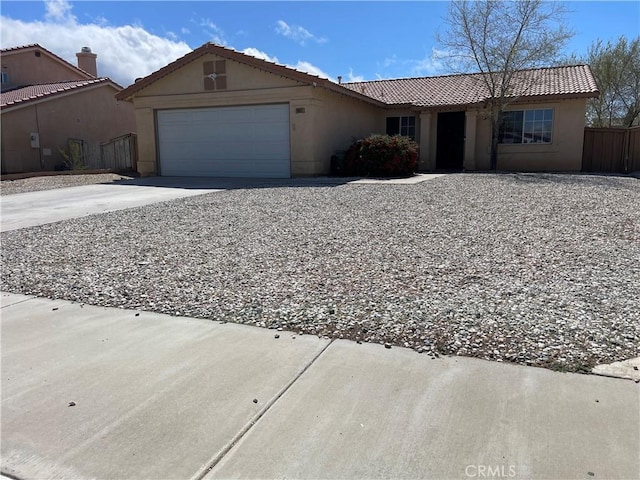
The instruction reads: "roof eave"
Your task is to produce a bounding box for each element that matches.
[321,82,388,108]
[117,43,323,101]
[506,91,600,104]
[116,43,387,108]
[1,79,120,112]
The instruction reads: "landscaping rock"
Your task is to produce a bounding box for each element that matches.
[1,173,638,373]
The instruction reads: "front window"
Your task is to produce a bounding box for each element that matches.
[1,72,8,84]
[386,116,416,140]
[499,108,553,144]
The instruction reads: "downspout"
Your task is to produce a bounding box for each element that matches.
[34,104,44,168]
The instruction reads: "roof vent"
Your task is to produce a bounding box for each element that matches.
[81,46,92,53]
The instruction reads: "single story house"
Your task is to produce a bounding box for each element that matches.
[1,44,135,173]
[116,42,599,178]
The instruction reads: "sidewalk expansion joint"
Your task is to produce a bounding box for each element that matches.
[192,338,335,480]
[0,296,36,309]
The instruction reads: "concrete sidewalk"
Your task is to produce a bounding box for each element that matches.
[1,292,638,480]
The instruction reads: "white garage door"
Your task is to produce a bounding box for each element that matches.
[157,104,290,178]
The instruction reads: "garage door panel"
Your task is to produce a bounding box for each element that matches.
[160,144,258,161]
[257,123,289,138]
[253,106,289,122]
[157,104,290,178]
[161,159,289,178]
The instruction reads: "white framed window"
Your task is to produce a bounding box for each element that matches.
[0,72,8,84]
[500,108,553,144]
[386,116,416,140]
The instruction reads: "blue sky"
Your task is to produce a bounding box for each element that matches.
[1,1,638,87]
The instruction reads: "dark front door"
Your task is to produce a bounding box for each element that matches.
[436,111,465,170]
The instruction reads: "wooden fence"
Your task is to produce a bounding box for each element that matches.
[100,133,137,171]
[582,126,640,173]
[69,133,137,171]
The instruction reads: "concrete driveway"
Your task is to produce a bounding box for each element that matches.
[0,180,222,232]
[0,174,443,232]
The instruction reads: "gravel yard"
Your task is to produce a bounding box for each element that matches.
[0,173,134,195]
[2,173,638,372]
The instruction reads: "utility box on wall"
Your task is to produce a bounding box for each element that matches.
[29,132,40,148]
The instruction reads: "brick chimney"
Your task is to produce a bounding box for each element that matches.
[76,47,97,77]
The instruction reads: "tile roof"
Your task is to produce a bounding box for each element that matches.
[1,79,114,109]
[116,41,598,110]
[116,42,385,106]
[342,65,599,108]
[1,44,41,53]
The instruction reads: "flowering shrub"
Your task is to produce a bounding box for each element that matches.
[343,134,418,177]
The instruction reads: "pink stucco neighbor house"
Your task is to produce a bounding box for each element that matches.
[1,44,135,174]
[116,42,599,178]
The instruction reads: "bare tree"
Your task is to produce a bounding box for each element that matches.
[587,36,640,128]
[438,0,573,170]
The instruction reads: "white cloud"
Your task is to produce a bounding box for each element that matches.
[382,54,398,68]
[0,0,192,87]
[242,47,278,63]
[411,48,448,76]
[1,2,334,89]
[346,68,364,83]
[91,15,109,27]
[290,61,332,80]
[241,46,332,81]
[275,20,326,46]
[196,18,226,45]
[45,0,74,22]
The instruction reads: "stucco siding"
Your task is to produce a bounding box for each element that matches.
[0,107,41,172]
[135,108,157,176]
[1,85,135,173]
[134,92,588,176]
[138,53,301,97]
[289,97,320,176]
[313,89,385,175]
[2,51,88,88]
[473,98,588,171]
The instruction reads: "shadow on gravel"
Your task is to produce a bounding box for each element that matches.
[505,171,639,188]
[106,175,404,190]
[104,172,638,191]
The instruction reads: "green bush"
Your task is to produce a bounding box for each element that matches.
[58,143,86,171]
[343,134,418,177]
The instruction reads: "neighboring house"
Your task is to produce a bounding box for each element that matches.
[1,44,135,174]
[116,42,599,178]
